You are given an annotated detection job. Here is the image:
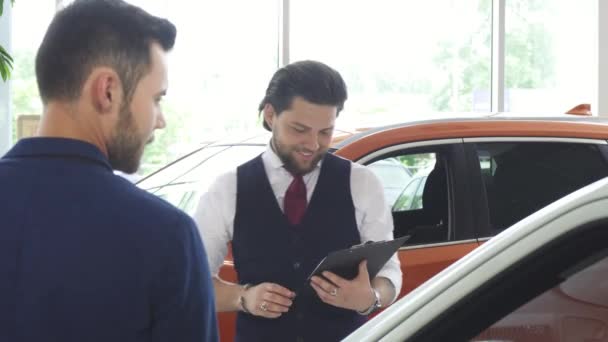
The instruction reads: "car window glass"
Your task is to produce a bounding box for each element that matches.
[473,255,608,341]
[368,154,435,208]
[474,142,608,236]
[367,158,414,207]
[180,145,265,185]
[411,177,426,210]
[368,153,451,245]
[148,183,200,216]
[137,145,226,190]
[141,145,266,214]
[392,177,423,211]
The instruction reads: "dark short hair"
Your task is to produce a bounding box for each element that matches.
[35,0,176,104]
[258,60,347,131]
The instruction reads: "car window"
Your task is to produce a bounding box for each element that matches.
[410,178,425,211]
[473,254,608,341]
[149,183,201,215]
[137,145,228,190]
[368,155,434,207]
[473,142,608,236]
[392,176,425,212]
[141,145,266,215]
[367,158,414,207]
[368,152,454,245]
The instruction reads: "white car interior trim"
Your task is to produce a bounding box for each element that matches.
[344,178,608,341]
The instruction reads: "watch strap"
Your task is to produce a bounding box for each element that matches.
[357,288,381,315]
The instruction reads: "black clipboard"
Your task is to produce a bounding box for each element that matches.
[306,235,410,285]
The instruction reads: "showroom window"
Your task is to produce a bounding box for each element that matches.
[504,0,596,113]
[5,0,599,176]
[291,0,492,126]
[127,0,279,174]
[9,1,55,143]
[11,0,278,175]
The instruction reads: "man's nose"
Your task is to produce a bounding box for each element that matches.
[156,112,166,129]
[302,132,319,151]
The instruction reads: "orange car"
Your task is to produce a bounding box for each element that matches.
[138,113,608,341]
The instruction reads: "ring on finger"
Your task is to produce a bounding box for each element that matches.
[260,301,268,311]
[330,288,338,296]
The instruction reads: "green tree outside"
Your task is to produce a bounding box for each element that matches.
[10,49,192,176]
[9,0,559,177]
[430,0,555,112]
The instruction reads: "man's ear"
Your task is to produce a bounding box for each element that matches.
[263,103,276,130]
[90,68,123,114]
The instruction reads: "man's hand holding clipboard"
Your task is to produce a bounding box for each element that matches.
[308,235,410,313]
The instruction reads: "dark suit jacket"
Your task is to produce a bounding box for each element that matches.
[0,137,218,342]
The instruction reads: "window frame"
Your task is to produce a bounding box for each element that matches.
[356,139,475,246]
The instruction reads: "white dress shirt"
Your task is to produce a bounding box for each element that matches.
[193,145,402,299]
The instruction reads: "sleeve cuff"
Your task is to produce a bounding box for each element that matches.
[376,268,402,304]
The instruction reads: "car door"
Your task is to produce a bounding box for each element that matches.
[337,138,480,297]
[462,137,608,241]
[401,218,608,342]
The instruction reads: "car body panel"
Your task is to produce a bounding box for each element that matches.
[396,241,479,296]
[216,263,238,342]
[343,177,608,341]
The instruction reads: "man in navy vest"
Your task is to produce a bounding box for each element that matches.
[194,60,402,341]
[0,1,218,341]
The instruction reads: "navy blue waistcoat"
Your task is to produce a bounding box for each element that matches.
[233,153,366,342]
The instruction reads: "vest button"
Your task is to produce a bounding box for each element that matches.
[293,262,301,269]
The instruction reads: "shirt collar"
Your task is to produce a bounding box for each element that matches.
[3,137,113,171]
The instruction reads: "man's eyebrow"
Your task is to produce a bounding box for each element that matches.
[155,89,167,97]
[291,122,311,129]
[291,122,334,131]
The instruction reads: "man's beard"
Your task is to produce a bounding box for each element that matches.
[107,106,147,174]
[272,135,326,176]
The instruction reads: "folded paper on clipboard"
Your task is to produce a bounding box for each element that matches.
[306,235,410,285]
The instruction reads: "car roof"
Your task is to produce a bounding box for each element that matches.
[336,115,608,148]
[334,116,608,160]
[344,175,608,341]
[139,113,608,184]
[335,110,594,131]
[191,113,608,149]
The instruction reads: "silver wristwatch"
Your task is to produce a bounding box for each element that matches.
[357,288,381,315]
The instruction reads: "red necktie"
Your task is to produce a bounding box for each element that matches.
[284,174,307,225]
